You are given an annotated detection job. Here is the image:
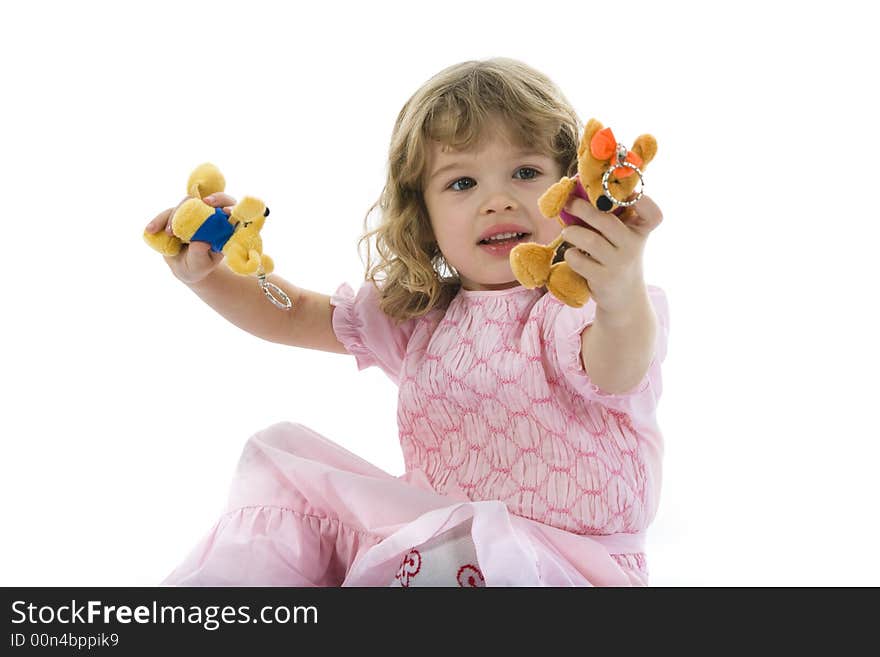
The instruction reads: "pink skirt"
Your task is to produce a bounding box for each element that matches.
[162,422,647,587]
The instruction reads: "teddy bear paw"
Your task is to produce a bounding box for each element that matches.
[547,262,591,308]
[509,243,555,288]
[260,254,275,275]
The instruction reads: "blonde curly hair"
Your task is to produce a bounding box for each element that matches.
[358,58,581,322]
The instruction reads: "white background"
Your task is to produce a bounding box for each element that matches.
[1,0,877,586]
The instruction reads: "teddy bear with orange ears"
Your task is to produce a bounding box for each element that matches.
[509,118,658,307]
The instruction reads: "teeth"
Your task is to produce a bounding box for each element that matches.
[483,232,526,243]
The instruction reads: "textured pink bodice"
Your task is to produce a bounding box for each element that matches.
[332,283,669,539]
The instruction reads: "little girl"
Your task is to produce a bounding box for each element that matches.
[145,58,669,587]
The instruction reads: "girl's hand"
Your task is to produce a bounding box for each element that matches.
[143,193,237,285]
[560,194,663,315]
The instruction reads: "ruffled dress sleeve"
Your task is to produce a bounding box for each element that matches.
[330,281,419,385]
[545,285,670,418]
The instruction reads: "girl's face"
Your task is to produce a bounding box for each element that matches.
[422,124,564,291]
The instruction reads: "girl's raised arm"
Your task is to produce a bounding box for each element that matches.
[145,193,347,354]
[187,266,348,354]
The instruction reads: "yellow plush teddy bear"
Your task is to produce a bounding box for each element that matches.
[143,163,290,309]
[509,118,658,307]
[143,162,274,275]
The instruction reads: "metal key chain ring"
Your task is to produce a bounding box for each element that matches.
[258,272,292,310]
[601,157,645,208]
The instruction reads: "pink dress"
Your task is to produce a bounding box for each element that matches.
[162,282,669,587]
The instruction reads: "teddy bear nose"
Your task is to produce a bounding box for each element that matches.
[264,207,270,217]
[596,195,613,212]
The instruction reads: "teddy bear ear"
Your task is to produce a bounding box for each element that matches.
[187,162,226,200]
[631,134,658,167]
[579,118,605,160]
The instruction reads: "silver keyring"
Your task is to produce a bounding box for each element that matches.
[258,273,292,310]
[601,161,645,207]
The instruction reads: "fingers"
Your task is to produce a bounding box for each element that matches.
[187,240,211,256]
[622,194,663,235]
[560,227,614,265]
[186,241,218,270]
[203,193,237,208]
[563,197,628,247]
[564,194,663,243]
[189,240,225,263]
[144,207,172,234]
[204,193,237,216]
[564,246,603,279]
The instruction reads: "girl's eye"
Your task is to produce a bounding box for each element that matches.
[449,177,475,192]
[449,168,541,191]
[515,167,540,180]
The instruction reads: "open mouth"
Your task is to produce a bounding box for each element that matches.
[477,232,531,246]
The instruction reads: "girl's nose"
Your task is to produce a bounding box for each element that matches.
[480,193,519,214]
